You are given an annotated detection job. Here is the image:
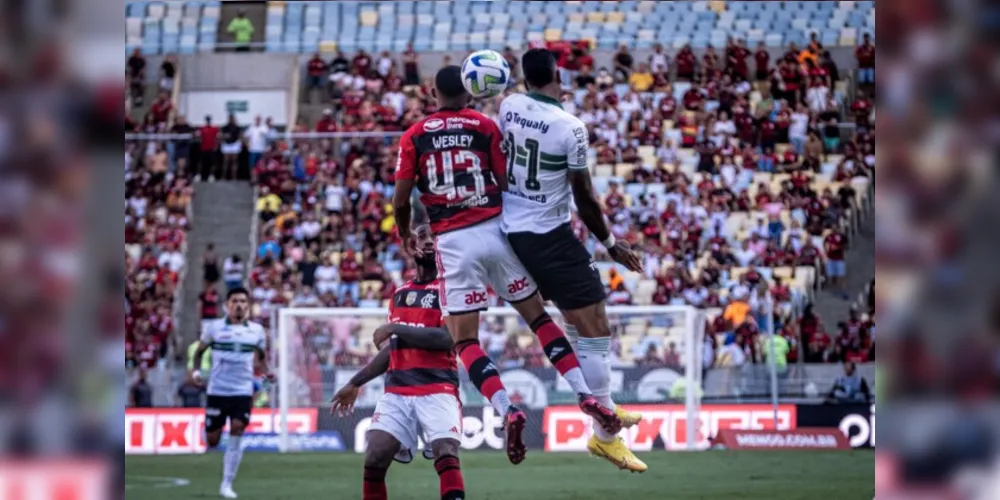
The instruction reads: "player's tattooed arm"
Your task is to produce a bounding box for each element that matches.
[568,164,644,273]
[348,346,391,387]
[373,323,454,351]
[568,168,612,243]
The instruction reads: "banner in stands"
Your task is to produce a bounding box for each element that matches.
[712,428,850,450]
[330,366,683,409]
[125,408,318,454]
[795,403,874,448]
[235,432,345,452]
[544,404,797,451]
[180,90,289,126]
[0,461,108,500]
[318,406,546,453]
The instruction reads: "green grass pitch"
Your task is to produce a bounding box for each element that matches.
[126,450,874,499]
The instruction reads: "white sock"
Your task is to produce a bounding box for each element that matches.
[564,324,580,350]
[490,390,513,416]
[577,336,616,442]
[561,366,593,395]
[558,324,595,395]
[223,435,244,485]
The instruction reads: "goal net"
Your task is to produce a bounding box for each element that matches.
[274,305,704,452]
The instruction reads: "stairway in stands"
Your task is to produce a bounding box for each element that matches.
[813,207,875,332]
[178,182,255,349]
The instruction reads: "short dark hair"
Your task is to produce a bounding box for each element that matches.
[435,65,466,99]
[521,48,557,89]
[227,286,250,300]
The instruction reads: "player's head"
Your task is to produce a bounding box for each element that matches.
[410,223,437,279]
[521,48,560,91]
[433,65,470,109]
[226,286,251,322]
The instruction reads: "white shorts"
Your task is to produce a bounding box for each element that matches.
[221,142,241,155]
[434,217,538,315]
[368,392,462,462]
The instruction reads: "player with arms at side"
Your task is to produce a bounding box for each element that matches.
[331,221,466,500]
[190,287,274,498]
[393,66,621,465]
[499,48,647,472]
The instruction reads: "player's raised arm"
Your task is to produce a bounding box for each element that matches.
[373,323,454,351]
[565,125,643,273]
[392,131,417,253]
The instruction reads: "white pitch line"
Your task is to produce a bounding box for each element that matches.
[125,475,191,490]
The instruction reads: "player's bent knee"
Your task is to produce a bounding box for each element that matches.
[431,438,460,459]
[229,420,248,436]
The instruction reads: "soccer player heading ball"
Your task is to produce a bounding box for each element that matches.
[498,48,648,472]
[392,63,637,469]
[190,287,275,498]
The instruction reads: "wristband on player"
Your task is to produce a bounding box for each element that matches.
[602,234,616,249]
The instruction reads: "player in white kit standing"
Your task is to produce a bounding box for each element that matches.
[190,287,274,498]
[499,48,647,472]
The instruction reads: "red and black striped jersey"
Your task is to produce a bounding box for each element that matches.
[385,279,458,397]
[394,108,507,234]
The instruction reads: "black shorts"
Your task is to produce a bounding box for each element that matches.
[507,224,606,310]
[205,395,253,432]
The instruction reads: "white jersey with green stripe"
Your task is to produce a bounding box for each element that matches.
[199,317,266,397]
[498,92,589,234]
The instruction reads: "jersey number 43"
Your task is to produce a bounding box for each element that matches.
[426,150,487,200]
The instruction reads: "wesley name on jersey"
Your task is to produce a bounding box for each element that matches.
[498,93,589,234]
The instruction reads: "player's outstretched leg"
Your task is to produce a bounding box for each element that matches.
[431,439,465,500]
[363,430,399,500]
[564,323,642,429]
[512,297,622,435]
[448,313,526,464]
[563,304,647,473]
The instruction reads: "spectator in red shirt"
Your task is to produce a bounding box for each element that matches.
[306,52,328,95]
[824,229,848,298]
[682,86,703,111]
[339,250,361,303]
[855,33,875,87]
[316,108,337,133]
[352,49,371,76]
[197,115,220,180]
[675,45,696,81]
[753,41,770,82]
[728,39,750,81]
[850,91,873,131]
[149,91,173,125]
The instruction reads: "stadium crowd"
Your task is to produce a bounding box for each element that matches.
[243,38,875,369]
[124,35,875,382]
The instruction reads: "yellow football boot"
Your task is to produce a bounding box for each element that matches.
[587,436,648,473]
[615,406,643,428]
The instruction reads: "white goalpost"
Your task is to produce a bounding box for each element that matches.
[275,305,705,453]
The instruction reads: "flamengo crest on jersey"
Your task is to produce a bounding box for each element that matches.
[499,93,590,234]
[200,318,266,397]
[386,279,459,397]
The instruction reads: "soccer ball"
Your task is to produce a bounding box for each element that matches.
[460,50,510,99]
